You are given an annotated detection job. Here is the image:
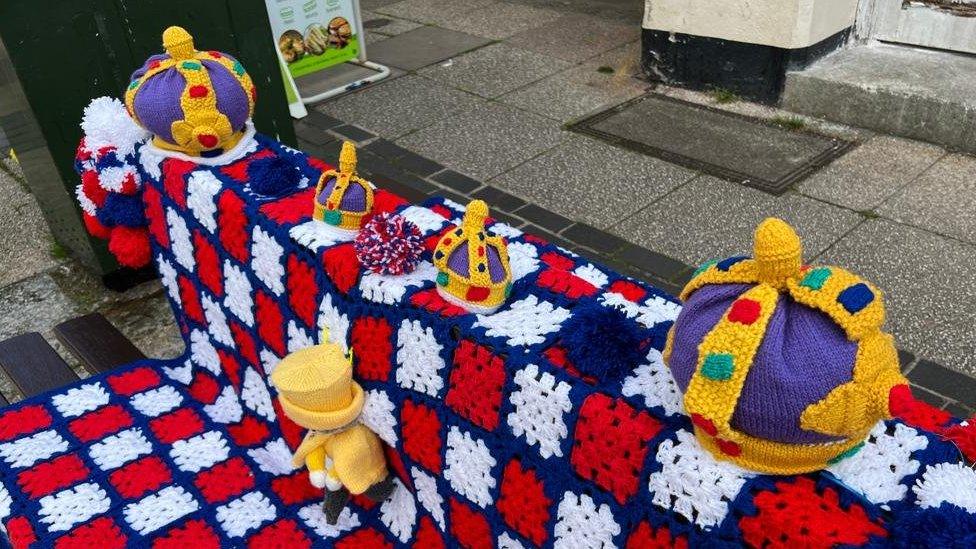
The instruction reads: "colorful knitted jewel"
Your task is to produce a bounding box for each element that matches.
[354,213,424,275]
[432,200,512,314]
[124,26,255,157]
[664,218,908,474]
[312,141,374,235]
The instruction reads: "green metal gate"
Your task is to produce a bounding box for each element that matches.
[0,0,296,276]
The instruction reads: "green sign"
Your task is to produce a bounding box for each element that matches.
[266,0,359,78]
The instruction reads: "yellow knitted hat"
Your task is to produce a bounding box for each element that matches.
[271,342,364,431]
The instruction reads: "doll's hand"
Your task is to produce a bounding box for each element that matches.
[309,470,328,489]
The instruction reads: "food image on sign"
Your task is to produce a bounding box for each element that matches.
[266,0,360,77]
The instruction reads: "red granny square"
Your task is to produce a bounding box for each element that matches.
[152,519,221,549]
[571,393,662,504]
[0,405,51,442]
[401,399,442,473]
[322,243,361,294]
[271,471,321,506]
[217,190,250,264]
[161,158,195,209]
[218,349,243,390]
[18,453,90,499]
[247,519,311,549]
[143,185,169,248]
[230,321,261,367]
[409,288,466,317]
[608,280,647,302]
[450,498,492,549]
[178,275,206,325]
[413,516,445,549]
[626,521,688,549]
[193,230,223,297]
[350,316,393,381]
[195,456,254,504]
[496,459,552,546]
[335,528,393,549]
[68,405,134,443]
[150,408,205,444]
[107,366,162,396]
[227,415,272,447]
[109,456,172,499]
[54,517,127,549]
[260,188,314,226]
[256,290,286,356]
[188,371,221,405]
[536,268,598,299]
[6,516,36,549]
[287,254,319,328]
[445,340,506,431]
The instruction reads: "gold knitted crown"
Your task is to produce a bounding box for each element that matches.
[313,141,374,234]
[432,200,512,314]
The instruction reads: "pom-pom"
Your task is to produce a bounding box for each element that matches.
[82,212,112,240]
[81,170,108,207]
[888,503,976,547]
[353,213,424,275]
[81,97,149,157]
[98,193,147,228]
[560,301,648,382]
[108,226,151,268]
[247,154,302,196]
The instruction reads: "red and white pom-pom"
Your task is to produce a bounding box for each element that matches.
[354,213,424,275]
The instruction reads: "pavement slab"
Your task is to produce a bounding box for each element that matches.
[0,162,63,287]
[498,59,648,121]
[820,219,976,375]
[367,26,492,71]
[877,153,976,245]
[315,75,485,139]
[396,102,565,180]
[361,11,424,36]
[797,135,945,211]
[435,2,563,39]
[376,0,496,26]
[418,43,571,98]
[491,135,695,229]
[506,13,640,63]
[614,176,863,266]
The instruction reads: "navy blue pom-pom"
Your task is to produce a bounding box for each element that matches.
[98,193,146,228]
[888,503,976,547]
[248,155,302,196]
[561,301,647,382]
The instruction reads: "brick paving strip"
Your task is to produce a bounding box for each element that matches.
[295,111,976,418]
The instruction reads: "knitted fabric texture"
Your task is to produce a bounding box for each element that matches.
[41,114,976,546]
[666,218,908,474]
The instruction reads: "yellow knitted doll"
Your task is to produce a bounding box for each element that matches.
[270,335,395,523]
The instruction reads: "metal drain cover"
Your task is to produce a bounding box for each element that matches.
[569,94,854,195]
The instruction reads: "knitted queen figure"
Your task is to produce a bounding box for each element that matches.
[271,334,396,524]
[665,218,908,474]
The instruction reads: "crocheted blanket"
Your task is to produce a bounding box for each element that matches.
[3,133,976,548]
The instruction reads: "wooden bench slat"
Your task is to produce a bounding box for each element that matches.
[54,313,146,374]
[0,332,79,398]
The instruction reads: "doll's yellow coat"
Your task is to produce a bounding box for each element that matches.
[292,424,388,495]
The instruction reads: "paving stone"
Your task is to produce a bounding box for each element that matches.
[364,138,412,160]
[797,136,945,211]
[361,10,423,36]
[396,102,565,180]
[368,26,492,71]
[436,2,563,39]
[819,218,976,376]
[432,170,482,194]
[317,75,485,139]
[877,153,976,245]
[491,136,693,229]
[370,172,430,203]
[909,360,976,408]
[362,0,403,8]
[419,43,571,99]
[944,402,974,419]
[0,165,63,287]
[472,186,525,212]
[330,124,376,144]
[499,59,648,121]
[375,0,496,28]
[615,244,690,282]
[430,188,471,206]
[910,385,948,409]
[506,13,640,63]
[563,223,630,255]
[395,151,444,176]
[898,349,916,373]
[515,203,572,233]
[616,176,861,266]
[588,40,643,78]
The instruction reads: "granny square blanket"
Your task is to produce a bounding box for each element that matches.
[2,133,976,548]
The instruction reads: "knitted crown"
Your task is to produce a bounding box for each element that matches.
[664,218,907,474]
[432,200,512,314]
[124,26,255,156]
[312,141,374,234]
[270,341,364,431]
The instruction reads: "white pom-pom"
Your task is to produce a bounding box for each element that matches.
[81,97,149,157]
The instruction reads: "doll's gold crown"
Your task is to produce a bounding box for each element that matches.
[313,142,374,231]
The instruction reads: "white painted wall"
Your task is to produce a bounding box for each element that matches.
[643,0,859,49]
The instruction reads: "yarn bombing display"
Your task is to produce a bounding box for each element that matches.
[270,335,396,525]
[354,213,424,275]
[6,22,973,548]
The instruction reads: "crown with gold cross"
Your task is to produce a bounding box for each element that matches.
[432,200,512,314]
[124,26,256,157]
[312,141,375,235]
[663,218,908,475]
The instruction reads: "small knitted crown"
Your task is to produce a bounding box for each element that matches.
[124,26,255,156]
[312,141,374,233]
[665,218,907,475]
[432,200,512,314]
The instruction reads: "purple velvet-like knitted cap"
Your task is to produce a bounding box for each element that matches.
[669,283,857,444]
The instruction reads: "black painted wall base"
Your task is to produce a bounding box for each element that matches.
[641,28,850,104]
